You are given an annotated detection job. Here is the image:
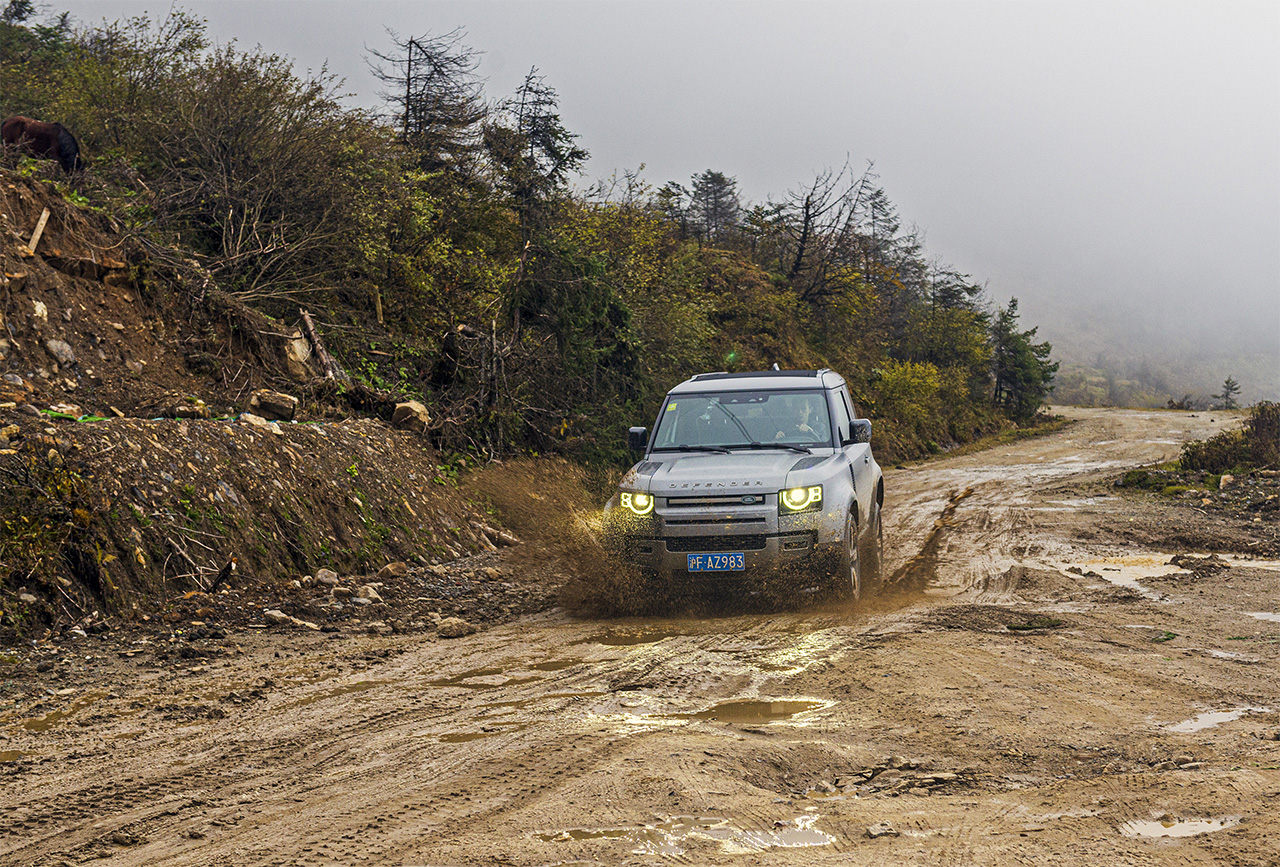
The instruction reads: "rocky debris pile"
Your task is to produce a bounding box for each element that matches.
[1117,467,1280,519]
[802,756,972,799]
[123,548,552,640]
[1147,754,1205,772]
[0,401,551,639]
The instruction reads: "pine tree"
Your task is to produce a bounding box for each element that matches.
[1216,376,1241,410]
[991,298,1059,423]
[689,169,740,243]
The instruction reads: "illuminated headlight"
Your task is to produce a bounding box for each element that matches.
[621,492,655,516]
[779,485,823,513]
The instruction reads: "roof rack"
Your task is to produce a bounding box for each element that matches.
[691,369,826,382]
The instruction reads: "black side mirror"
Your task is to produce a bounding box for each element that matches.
[628,426,649,453]
[847,419,872,445]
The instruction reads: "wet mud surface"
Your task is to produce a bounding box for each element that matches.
[3,407,1280,866]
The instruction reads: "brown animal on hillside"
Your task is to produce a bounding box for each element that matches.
[1,115,84,173]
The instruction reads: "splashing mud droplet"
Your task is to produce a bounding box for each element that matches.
[1120,816,1240,837]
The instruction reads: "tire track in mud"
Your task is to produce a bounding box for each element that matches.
[883,487,974,595]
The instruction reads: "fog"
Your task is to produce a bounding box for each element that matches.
[56,0,1280,401]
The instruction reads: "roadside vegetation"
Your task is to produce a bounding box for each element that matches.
[1116,403,1280,519]
[1,6,1061,469]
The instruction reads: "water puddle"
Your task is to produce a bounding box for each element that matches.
[1035,496,1111,512]
[426,668,542,690]
[1245,612,1280,623]
[537,814,832,855]
[0,750,28,762]
[1167,706,1271,733]
[438,723,527,743]
[529,659,586,672]
[671,699,827,724]
[1053,554,1186,601]
[575,627,691,647]
[1120,816,1240,838]
[1226,557,1280,573]
[22,692,103,732]
[482,691,607,711]
[278,679,389,710]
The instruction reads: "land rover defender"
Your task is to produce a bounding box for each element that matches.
[602,369,884,600]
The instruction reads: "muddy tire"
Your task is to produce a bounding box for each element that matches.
[858,501,884,597]
[835,511,862,602]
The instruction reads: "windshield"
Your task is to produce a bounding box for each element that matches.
[652,390,832,450]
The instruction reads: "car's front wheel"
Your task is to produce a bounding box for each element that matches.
[836,510,862,602]
[858,500,884,597]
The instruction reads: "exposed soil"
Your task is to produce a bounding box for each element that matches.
[8,131,1274,867]
[3,166,568,644]
[3,406,1279,866]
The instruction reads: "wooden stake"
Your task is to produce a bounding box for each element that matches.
[300,309,350,382]
[28,207,49,253]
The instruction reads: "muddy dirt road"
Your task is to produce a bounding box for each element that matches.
[4,407,1279,866]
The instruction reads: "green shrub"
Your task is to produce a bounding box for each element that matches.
[1245,402,1280,468]
[1180,402,1279,472]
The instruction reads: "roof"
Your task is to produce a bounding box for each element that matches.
[668,369,846,394]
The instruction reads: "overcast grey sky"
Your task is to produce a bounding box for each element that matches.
[57,0,1280,398]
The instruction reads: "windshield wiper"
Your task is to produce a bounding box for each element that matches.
[655,444,732,455]
[726,442,813,454]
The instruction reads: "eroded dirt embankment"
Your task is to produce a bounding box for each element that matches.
[3,167,579,641]
[3,406,1279,867]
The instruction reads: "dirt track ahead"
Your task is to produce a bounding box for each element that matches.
[4,407,1279,866]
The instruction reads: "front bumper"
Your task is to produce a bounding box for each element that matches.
[604,493,842,578]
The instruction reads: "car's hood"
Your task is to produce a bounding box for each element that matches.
[638,450,829,495]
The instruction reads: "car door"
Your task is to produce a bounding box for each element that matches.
[834,387,874,529]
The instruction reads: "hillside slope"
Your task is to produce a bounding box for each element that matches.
[0,169,551,640]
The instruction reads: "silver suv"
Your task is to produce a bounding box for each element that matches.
[603,369,884,600]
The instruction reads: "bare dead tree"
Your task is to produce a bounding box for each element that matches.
[368,28,486,175]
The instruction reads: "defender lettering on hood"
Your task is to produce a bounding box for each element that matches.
[667,480,765,489]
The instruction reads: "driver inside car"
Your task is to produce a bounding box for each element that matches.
[775,398,823,441]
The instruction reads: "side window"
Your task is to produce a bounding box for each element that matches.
[834,390,854,444]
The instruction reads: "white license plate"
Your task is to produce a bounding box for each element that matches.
[687,552,745,572]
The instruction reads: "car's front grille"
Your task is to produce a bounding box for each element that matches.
[664,516,767,526]
[666,535,767,552]
[666,495,769,508]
